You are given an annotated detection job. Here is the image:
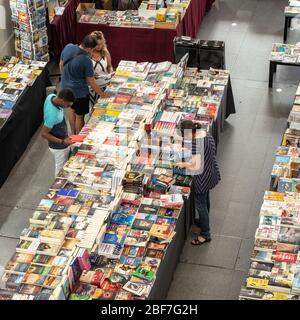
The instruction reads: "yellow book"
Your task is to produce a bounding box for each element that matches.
[106,110,121,117]
[263,291,289,300]
[92,108,106,117]
[0,72,9,79]
[246,277,269,289]
[115,70,131,77]
[156,8,167,22]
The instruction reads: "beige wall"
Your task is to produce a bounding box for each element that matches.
[0,0,14,57]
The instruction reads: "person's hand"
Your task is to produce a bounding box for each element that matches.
[175,162,186,169]
[99,91,113,99]
[62,138,75,146]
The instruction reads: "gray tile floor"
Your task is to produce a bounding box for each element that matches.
[0,0,299,300]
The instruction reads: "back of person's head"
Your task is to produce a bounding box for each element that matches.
[180,120,201,136]
[90,30,105,42]
[57,88,75,103]
[81,35,98,49]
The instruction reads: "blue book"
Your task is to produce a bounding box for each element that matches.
[1,100,14,109]
[57,188,80,198]
[111,213,134,226]
[103,233,126,246]
[278,178,293,193]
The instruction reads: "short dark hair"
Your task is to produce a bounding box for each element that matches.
[81,35,98,49]
[180,120,201,135]
[57,88,75,102]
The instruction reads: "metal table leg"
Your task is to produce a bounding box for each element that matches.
[284,16,288,43]
[268,61,276,88]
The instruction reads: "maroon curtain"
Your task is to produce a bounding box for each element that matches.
[50,0,81,61]
[176,0,207,38]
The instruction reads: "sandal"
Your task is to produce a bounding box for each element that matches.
[191,236,211,246]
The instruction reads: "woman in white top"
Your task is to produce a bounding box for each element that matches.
[89,31,114,105]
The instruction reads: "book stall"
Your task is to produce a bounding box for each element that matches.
[239,84,300,300]
[0,56,49,187]
[47,0,213,62]
[0,57,235,300]
[268,43,300,88]
[76,0,208,66]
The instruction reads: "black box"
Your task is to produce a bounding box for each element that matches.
[198,40,225,70]
[174,36,200,68]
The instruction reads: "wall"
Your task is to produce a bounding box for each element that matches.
[0,0,14,57]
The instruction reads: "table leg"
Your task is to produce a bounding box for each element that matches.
[284,16,288,43]
[288,17,292,28]
[268,61,275,88]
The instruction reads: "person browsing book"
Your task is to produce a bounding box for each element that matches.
[91,31,114,86]
[41,89,76,176]
[59,35,112,134]
[89,31,114,105]
[175,120,221,245]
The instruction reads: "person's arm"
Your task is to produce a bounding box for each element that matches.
[59,60,64,73]
[41,126,74,146]
[105,49,114,74]
[175,154,201,171]
[86,76,112,98]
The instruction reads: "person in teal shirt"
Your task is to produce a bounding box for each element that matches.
[41,88,76,176]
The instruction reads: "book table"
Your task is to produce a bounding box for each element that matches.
[268,43,300,88]
[283,6,300,43]
[76,0,208,66]
[0,68,49,187]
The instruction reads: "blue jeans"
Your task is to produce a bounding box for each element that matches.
[194,192,211,238]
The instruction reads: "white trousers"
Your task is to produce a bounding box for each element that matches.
[49,146,70,176]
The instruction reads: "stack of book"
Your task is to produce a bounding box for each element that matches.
[0,56,47,128]
[9,0,49,62]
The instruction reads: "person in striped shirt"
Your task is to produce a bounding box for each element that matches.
[175,120,221,245]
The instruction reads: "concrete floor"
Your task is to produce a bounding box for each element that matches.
[0,0,299,299]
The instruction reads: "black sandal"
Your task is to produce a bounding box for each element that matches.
[191,236,211,246]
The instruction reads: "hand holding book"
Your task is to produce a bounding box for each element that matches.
[62,138,75,146]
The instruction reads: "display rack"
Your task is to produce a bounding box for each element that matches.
[9,0,49,62]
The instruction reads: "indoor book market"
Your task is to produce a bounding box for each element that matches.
[0,0,300,306]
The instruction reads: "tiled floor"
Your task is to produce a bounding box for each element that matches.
[0,0,299,299]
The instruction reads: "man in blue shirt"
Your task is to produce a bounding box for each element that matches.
[60,35,111,134]
[41,89,76,176]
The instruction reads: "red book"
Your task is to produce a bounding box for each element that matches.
[77,249,92,271]
[272,251,297,263]
[113,95,131,104]
[70,134,87,143]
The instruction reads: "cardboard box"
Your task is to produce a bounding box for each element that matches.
[102,0,112,10]
[76,3,96,20]
[156,8,167,22]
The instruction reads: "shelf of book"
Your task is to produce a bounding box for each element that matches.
[9,0,50,62]
[0,59,234,300]
[239,83,300,300]
[0,57,49,187]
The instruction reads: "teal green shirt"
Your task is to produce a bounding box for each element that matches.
[43,94,64,129]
